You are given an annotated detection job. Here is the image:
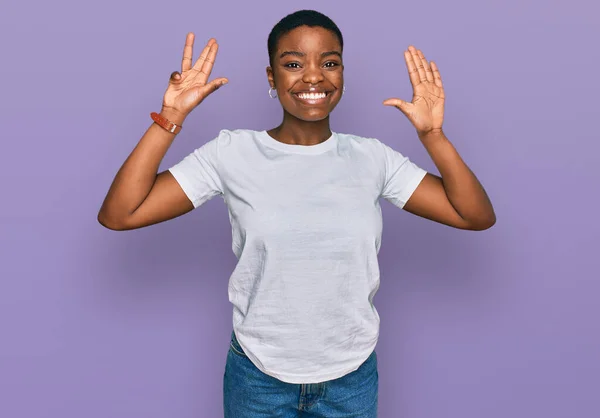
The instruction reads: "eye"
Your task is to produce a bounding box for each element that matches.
[324,61,339,68]
[284,62,301,69]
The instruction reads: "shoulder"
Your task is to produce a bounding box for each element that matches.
[335,131,390,159]
[211,128,259,147]
[337,131,387,147]
[338,131,412,157]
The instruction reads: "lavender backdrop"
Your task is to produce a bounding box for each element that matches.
[1,0,598,417]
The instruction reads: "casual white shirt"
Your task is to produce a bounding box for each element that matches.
[168,129,427,384]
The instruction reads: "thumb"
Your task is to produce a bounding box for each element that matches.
[383,98,412,116]
[199,78,229,97]
[209,77,229,91]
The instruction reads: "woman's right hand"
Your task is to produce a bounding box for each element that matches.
[162,33,228,119]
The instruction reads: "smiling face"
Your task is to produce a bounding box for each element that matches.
[267,25,344,122]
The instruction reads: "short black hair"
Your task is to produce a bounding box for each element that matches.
[267,10,344,67]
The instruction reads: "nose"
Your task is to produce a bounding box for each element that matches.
[301,62,325,85]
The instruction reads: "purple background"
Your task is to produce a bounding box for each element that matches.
[1,0,598,417]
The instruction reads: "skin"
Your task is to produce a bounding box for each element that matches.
[266,26,495,230]
[98,28,495,231]
[97,36,224,230]
[265,26,344,146]
[381,45,495,230]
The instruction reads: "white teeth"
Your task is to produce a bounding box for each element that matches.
[297,92,326,100]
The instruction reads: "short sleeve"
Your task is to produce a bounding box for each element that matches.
[168,133,224,209]
[378,141,427,209]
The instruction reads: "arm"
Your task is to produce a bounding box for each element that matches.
[97,34,228,231]
[97,109,193,231]
[383,45,495,231]
[403,130,495,230]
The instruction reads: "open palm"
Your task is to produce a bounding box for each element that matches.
[162,34,228,116]
[383,45,445,136]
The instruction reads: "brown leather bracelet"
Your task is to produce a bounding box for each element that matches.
[150,111,183,134]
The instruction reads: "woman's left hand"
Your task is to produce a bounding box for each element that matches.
[383,46,445,136]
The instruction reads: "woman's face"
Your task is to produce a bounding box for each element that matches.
[267,25,344,122]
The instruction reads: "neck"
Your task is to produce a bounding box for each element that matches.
[268,112,332,146]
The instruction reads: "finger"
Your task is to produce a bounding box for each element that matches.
[189,39,214,79]
[430,61,444,89]
[408,45,427,83]
[181,32,195,73]
[404,50,421,88]
[192,39,217,82]
[170,70,181,83]
[382,98,404,107]
[382,98,413,116]
[417,49,434,83]
[198,77,229,98]
[199,41,219,81]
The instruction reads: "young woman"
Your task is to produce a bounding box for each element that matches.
[98,9,495,418]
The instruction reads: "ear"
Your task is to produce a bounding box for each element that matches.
[266,66,274,88]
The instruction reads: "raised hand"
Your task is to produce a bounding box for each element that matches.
[162,33,229,118]
[383,45,445,136]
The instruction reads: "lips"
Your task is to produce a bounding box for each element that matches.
[292,91,331,105]
[293,90,329,94]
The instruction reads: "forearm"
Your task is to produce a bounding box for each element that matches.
[418,129,495,226]
[98,109,185,223]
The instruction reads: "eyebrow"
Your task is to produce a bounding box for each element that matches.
[279,50,342,59]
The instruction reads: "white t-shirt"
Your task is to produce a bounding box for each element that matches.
[168,129,427,384]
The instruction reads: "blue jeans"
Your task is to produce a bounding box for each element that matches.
[223,330,378,417]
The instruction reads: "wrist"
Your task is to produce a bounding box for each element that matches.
[159,107,187,126]
[417,128,445,140]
